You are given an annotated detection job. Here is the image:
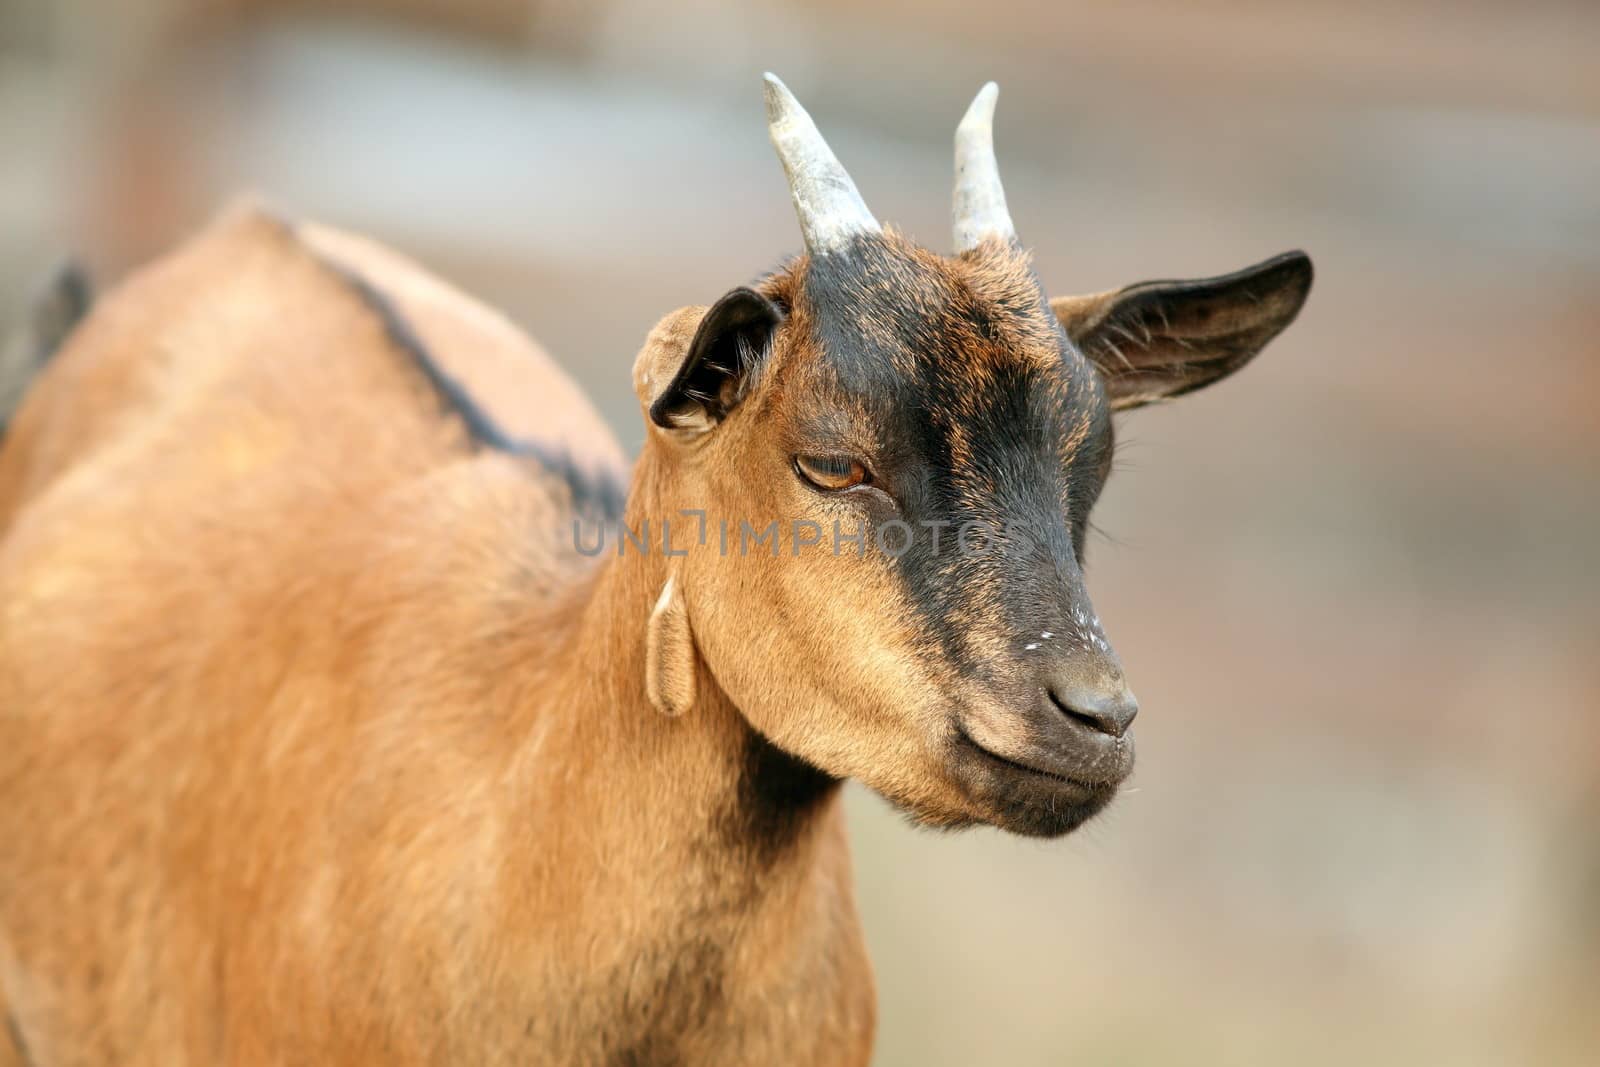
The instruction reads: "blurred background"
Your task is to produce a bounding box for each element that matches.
[2,0,1596,1062]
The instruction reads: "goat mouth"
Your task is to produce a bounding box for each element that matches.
[952,724,1123,793]
[948,723,1124,837]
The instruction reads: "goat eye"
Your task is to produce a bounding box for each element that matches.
[794,454,868,491]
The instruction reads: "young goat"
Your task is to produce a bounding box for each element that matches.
[0,77,1311,1065]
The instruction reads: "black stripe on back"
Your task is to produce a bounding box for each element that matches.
[327,261,627,521]
[5,1011,34,1067]
[0,260,93,437]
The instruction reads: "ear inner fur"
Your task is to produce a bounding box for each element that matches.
[646,575,696,716]
[1050,250,1312,410]
[646,288,781,432]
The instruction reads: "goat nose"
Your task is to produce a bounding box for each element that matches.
[1047,680,1139,739]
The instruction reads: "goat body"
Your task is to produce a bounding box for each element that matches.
[0,205,874,1065]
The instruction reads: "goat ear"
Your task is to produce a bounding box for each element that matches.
[639,288,781,433]
[1051,251,1312,411]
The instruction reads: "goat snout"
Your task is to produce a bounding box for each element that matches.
[1046,676,1138,739]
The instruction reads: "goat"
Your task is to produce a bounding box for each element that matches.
[0,76,1311,1065]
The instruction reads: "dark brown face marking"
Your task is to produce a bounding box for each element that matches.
[783,231,1113,685]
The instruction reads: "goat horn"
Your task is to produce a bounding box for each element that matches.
[763,73,880,255]
[952,82,1017,252]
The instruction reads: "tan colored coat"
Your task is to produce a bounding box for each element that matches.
[0,204,873,1066]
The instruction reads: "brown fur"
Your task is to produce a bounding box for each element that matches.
[0,196,1309,1063]
[0,203,869,1065]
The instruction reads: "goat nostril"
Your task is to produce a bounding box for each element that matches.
[1048,686,1138,739]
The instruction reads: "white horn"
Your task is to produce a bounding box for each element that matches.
[952,82,1017,252]
[764,72,880,255]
